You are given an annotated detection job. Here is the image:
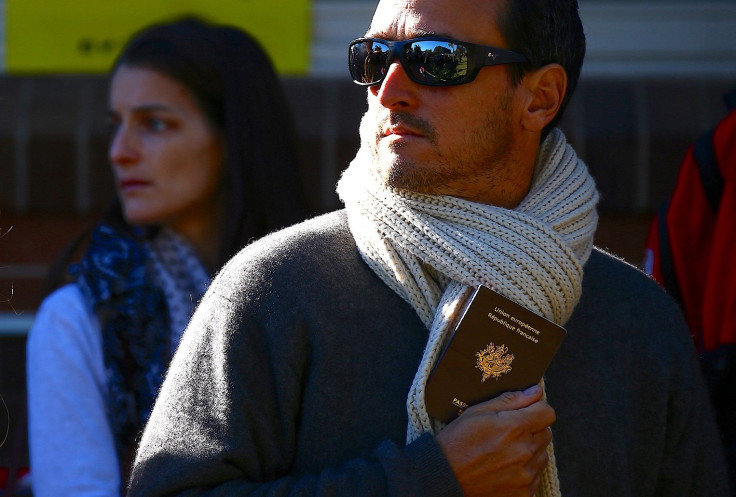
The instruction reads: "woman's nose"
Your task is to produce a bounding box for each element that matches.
[108,124,140,166]
[109,126,140,167]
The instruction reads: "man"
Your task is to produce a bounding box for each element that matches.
[127,0,729,495]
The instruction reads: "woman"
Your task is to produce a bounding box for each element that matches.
[26,18,309,496]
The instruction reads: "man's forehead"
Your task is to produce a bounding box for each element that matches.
[366,0,504,45]
[366,0,422,38]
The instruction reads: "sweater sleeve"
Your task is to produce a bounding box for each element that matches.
[654,326,732,497]
[26,284,121,497]
[127,279,462,497]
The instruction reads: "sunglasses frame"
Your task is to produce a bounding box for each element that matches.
[348,36,529,87]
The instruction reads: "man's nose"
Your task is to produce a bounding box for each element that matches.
[374,60,420,110]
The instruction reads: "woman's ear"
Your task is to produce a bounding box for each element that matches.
[520,63,567,132]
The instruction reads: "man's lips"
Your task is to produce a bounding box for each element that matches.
[383,125,424,138]
[375,111,436,143]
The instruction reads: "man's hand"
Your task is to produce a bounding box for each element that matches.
[436,385,555,497]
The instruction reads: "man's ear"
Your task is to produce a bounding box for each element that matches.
[519,63,567,132]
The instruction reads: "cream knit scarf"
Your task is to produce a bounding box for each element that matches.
[337,128,599,497]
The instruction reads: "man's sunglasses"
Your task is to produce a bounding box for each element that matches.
[348,36,528,87]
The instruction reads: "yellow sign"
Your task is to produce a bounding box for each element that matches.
[5,0,311,75]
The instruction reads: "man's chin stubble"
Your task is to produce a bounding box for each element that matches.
[376,148,448,195]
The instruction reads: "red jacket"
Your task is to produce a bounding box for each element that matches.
[645,103,736,352]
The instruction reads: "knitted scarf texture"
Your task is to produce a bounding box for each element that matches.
[337,128,599,497]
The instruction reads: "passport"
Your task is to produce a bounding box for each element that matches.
[425,285,566,423]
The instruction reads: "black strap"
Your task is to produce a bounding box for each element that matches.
[693,128,724,214]
[724,88,736,112]
[656,200,683,310]
[691,88,735,213]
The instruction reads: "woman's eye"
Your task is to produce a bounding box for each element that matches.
[106,116,121,134]
[146,118,169,132]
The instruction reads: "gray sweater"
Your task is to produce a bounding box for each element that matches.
[128,210,729,496]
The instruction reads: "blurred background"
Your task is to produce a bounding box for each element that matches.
[1,0,735,494]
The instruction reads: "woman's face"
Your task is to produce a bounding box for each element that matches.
[108,65,225,231]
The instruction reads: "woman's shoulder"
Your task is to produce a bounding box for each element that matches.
[28,283,101,358]
[35,283,92,319]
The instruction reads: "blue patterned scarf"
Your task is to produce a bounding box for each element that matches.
[71,224,170,463]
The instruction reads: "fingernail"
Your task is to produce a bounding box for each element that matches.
[523,385,541,396]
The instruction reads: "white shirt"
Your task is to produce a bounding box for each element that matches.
[26,284,121,497]
[26,228,210,496]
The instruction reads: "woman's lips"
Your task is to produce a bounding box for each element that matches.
[119,179,150,193]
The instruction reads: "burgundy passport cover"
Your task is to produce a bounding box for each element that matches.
[425,285,566,423]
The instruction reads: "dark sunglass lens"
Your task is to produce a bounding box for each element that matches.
[349,40,390,84]
[404,40,469,84]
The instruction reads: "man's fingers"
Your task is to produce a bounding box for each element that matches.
[528,435,553,486]
[436,393,557,497]
[513,401,556,434]
[534,426,553,448]
[488,399,557,438]
[468,385,543,415]
[453,385,556,438]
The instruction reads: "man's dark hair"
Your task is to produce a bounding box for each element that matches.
[498,0,586,138]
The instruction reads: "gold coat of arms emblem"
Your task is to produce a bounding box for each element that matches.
[475,343,514,382]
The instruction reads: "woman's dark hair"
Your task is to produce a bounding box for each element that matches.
[497,0,586,139]
[112,17,310,265]
[43,18,311,295]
